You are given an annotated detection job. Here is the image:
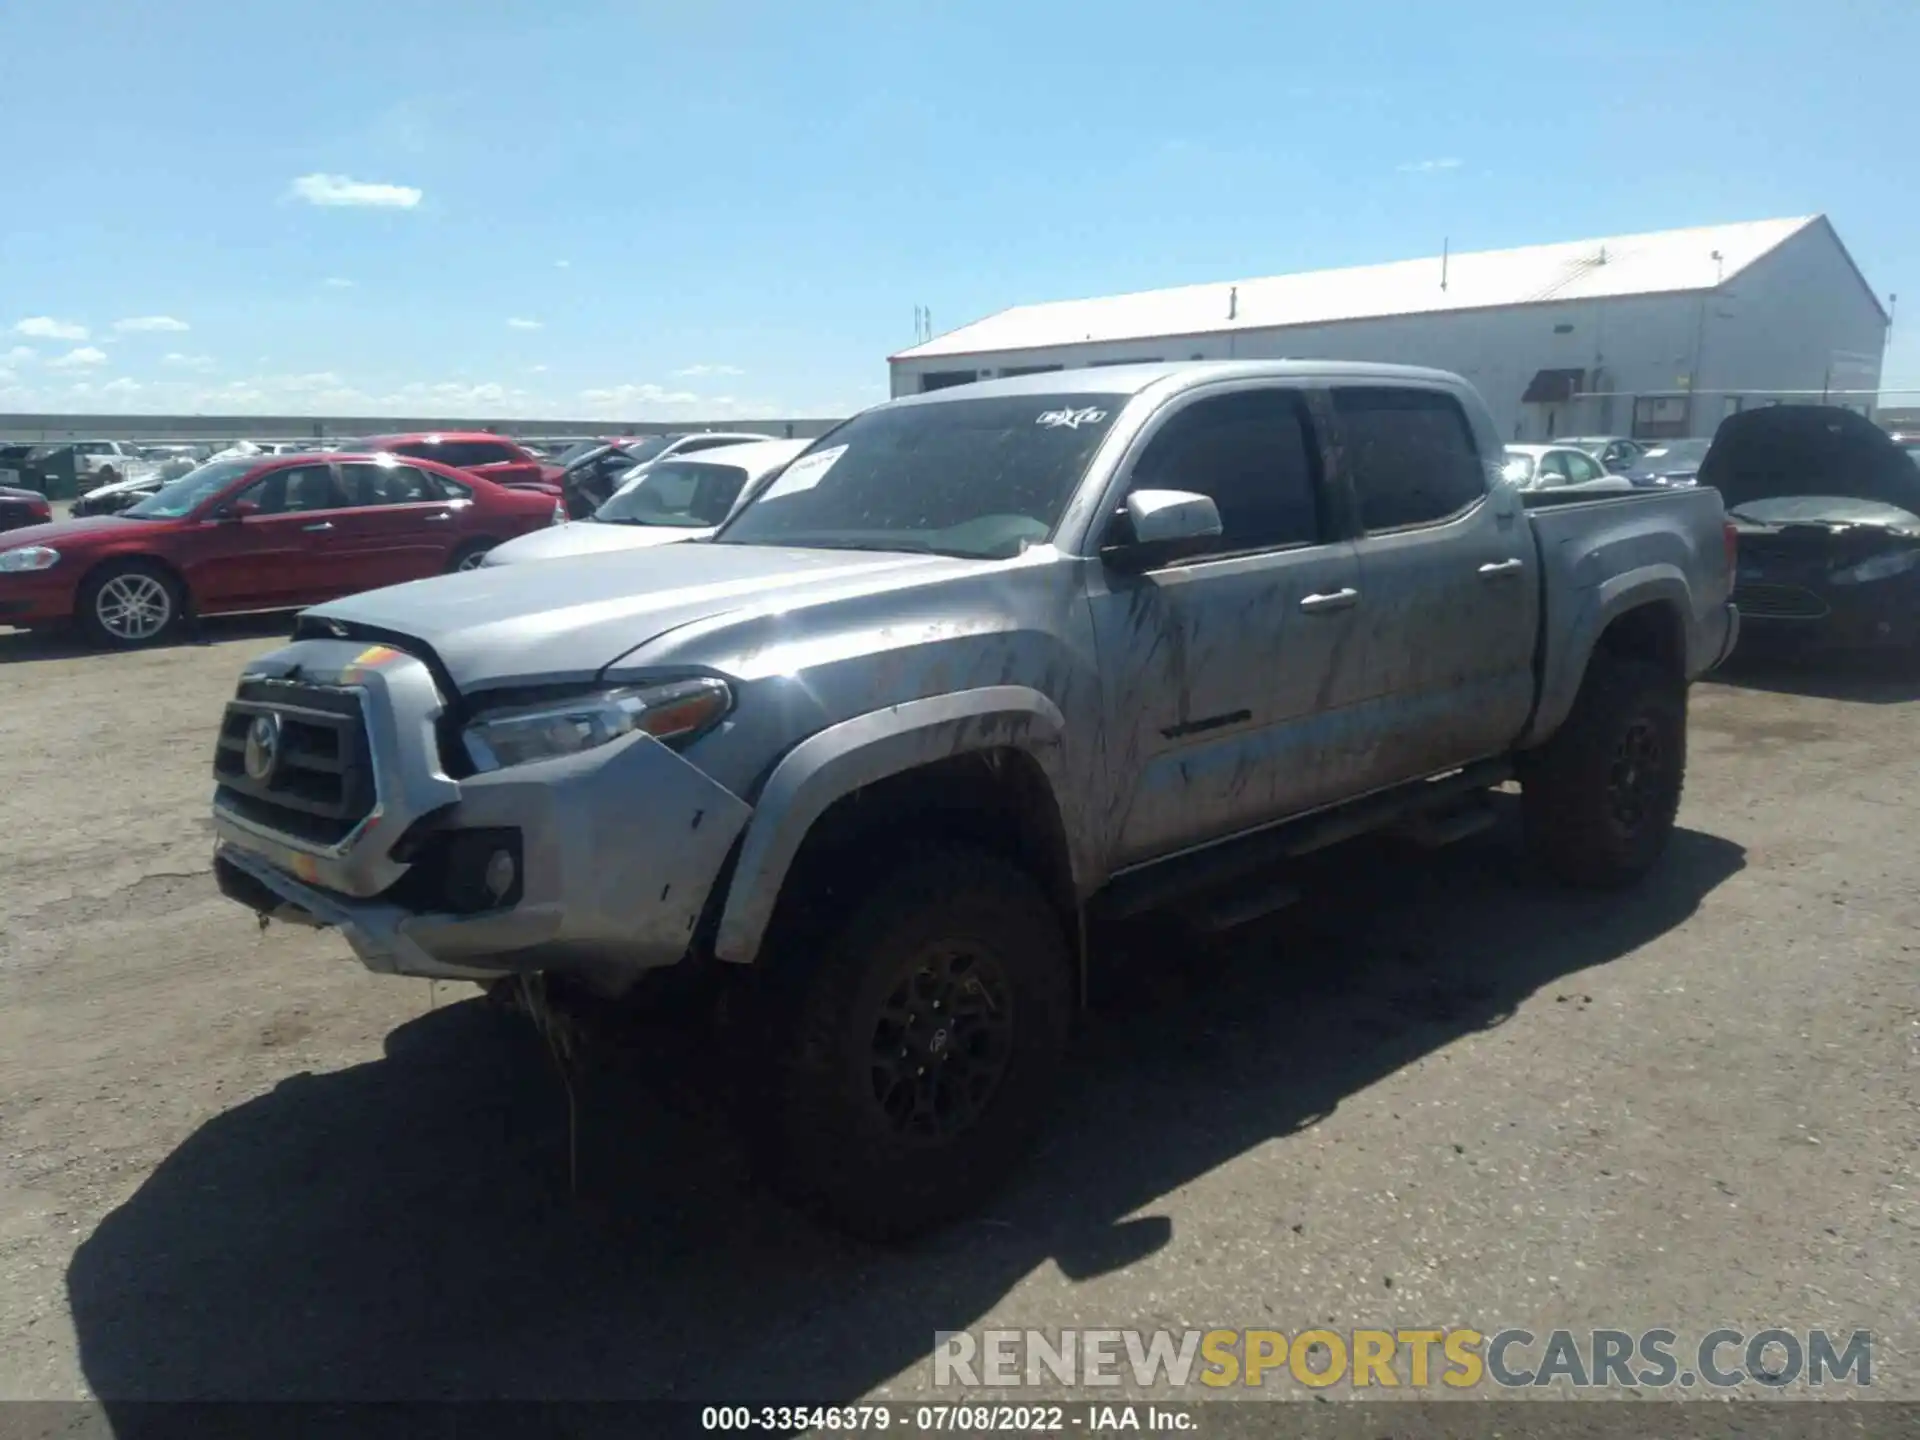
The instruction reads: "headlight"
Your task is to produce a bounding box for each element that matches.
[0,546,59,573]
[463,677,731,771]
[1830,549,1920,585]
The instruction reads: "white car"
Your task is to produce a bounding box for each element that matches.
[481,438,812,566]
[1501,444,1635,493]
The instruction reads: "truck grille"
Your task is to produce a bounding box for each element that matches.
[213,678,376,847]
[1733,582,1829,620]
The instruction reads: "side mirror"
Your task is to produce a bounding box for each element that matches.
[1103,489,1223,571]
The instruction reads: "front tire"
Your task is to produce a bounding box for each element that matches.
[1521,655,1686,888]
[78,560,183,649]
[761,844,1073,1240]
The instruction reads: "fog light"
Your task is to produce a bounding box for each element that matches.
[483,848,517,903]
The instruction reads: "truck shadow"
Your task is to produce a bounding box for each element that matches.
[67,814,1744,1405]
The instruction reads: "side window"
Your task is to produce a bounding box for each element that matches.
[1333,387,1486,531]
[340,461,440,506]
[246,465,344,514]
[451,441,515,467]
[1564,451,1603,483]
[1121,389,1323,557]
[1536,452,1572,485]
[390,442,433,460]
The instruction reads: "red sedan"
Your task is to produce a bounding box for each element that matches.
[0,451,562,649]
[345,431,567,495]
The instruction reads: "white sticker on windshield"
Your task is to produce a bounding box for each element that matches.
[759,445,847,501]
[1036,406,1108,430]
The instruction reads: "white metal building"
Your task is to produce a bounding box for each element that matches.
[889,215,1889,441]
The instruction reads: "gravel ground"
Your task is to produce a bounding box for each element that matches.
[0,619,1913,1415]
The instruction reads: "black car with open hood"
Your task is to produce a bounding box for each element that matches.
[1705,405,1920,652]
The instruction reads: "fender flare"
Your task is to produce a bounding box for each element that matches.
[712,686,1078,964]
[1525,564,1689,746]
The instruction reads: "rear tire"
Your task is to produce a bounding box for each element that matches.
[1521,655,1686,888]
[759,844,1073,1241]
[78,560,183,650]
[449,540,495,572]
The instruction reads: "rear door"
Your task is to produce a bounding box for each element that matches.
[1086,384,1363,867]
[331,461,466,590]
[1331,384,1538,786]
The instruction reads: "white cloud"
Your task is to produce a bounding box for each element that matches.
[14,316,88,341]
[324,277,356,289]
[555,260,570,269]
[162,353,216,371]
[114,315,189,333]
[673,363,745,378]
[101,378,142,397]
[506,317,543,330]
[288,173,423,208]
[1397,157,1463,173]
[48,346,109,369]
[2,346,35,366]
[582,383,701,408]
[528,364,549,373]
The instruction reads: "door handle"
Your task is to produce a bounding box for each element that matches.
[301,521,334,532]
[1299,587,1360,614]
[1478,558,1525,578]
[422,512,452,523]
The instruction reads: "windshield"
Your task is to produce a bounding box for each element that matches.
[1900,441,1920,469]
[122,459,255,518]
[714,393,1125,558]
[551,440,608,468]
[1628,439,1710,471]
[618,435,682,466]
[594,459,751,528]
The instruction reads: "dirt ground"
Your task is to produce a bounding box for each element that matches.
[0,617,1913,1411]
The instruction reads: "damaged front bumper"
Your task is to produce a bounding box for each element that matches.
[211,639,753,985]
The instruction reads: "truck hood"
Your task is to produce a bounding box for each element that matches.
[480,519,709,567]
[300,541,978,693]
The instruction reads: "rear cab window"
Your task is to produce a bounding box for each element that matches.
[1333,387,1486,530]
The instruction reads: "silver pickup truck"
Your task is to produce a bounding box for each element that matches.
[210,361,1738,1237]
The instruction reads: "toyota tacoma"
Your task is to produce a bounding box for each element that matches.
[209,361,1739,1237]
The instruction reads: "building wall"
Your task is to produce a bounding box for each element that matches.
[890,224,1888,441]
[1694,219,1888,424]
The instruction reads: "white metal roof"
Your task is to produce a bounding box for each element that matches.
[892,216,1826,362]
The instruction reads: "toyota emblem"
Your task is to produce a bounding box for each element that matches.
[243,712,283,783]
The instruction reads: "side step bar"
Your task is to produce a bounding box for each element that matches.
[1098,759,1512,921]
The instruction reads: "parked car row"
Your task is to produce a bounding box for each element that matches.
[0,451,563,647]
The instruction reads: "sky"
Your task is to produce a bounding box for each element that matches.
[4,0,1917,422]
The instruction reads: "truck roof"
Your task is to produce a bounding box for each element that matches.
[891,359,1472,407]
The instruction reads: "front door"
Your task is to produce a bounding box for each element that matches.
[1086,385,1363,870]
[178,463,351,611]
[1330,384,1539,787]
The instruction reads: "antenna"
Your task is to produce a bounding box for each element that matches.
[1228,285,1239,321]
[1440,238,1449,291]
